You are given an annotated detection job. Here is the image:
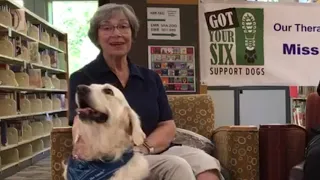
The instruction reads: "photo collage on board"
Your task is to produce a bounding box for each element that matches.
[149,46,195,92]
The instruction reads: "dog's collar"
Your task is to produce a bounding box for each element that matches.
[67,149,134,180]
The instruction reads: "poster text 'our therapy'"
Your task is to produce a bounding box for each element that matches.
[273,23,320,56]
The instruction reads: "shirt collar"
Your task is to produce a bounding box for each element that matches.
[95,52,144,80]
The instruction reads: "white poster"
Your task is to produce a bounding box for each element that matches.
[147,7,181,40]
[199,2,320,86]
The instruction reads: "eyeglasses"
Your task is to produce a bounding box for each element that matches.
[99,24,131,34]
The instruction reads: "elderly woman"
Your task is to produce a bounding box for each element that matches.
[69,3,223,180]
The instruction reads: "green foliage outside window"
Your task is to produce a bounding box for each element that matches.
[52,1,99,75]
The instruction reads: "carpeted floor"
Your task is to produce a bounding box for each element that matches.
[5,157,51,180]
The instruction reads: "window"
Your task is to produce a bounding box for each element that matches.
[299,0,313,3]
[51,1,99,75]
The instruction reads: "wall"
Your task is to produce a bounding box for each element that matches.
[99,0,110,6]
[110,0,148,68]
[207,90,235,128]
[106,0,200,93]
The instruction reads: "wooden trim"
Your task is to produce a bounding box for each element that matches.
[213,126,259,133]
[147,0,198,5]
[99,0,110,6]
[64,33,70,126]
[52,127,72,133]
[199,84,207,94]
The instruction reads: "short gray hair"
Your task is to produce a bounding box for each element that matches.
[88,3,140,48]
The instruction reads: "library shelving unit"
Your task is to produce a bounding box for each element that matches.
[291,86,317,128]
[0,0,69,178]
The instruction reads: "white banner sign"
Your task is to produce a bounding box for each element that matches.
[199,2,320,86]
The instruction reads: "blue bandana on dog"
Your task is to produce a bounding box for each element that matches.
[67,149,134,180]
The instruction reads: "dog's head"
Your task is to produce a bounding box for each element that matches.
[73,83,145,160]
[76,83,128,123]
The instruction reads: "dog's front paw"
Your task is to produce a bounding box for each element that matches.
[132,129,146,146]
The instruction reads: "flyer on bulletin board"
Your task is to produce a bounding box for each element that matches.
[148,45,196,93]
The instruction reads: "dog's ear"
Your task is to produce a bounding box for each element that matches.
[123,106,146,146]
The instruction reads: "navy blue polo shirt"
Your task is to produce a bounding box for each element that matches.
[68,53,173,136]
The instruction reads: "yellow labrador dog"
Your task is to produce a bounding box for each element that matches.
[63,83,149,180]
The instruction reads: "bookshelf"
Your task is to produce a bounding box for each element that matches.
[0,0,69,178]
[291,86,317,128]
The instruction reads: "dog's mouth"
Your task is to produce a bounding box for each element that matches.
[76,99,109,123]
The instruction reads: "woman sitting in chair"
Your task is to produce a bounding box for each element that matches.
[68,3,224,180]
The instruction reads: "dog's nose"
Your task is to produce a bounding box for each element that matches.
[77,85,90,95]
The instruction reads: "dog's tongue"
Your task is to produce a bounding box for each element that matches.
[76,107,94,115]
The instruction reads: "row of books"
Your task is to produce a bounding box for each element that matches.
[292,100,306,127]
[297,86,317,98]
[291,85,319,128]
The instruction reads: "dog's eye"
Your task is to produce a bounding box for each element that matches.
[103,88,114,95]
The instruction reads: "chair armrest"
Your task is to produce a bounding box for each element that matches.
[212,126,259,180]
[51,127,72,179]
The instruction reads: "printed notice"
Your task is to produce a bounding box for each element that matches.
[147,7,181,40]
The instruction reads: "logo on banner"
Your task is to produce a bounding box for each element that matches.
[205,8,265,76]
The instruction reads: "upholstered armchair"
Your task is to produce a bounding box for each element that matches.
[51,94,259,180]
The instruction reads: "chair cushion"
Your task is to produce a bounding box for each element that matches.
[173,128,215,156]
[173,128,230,180]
